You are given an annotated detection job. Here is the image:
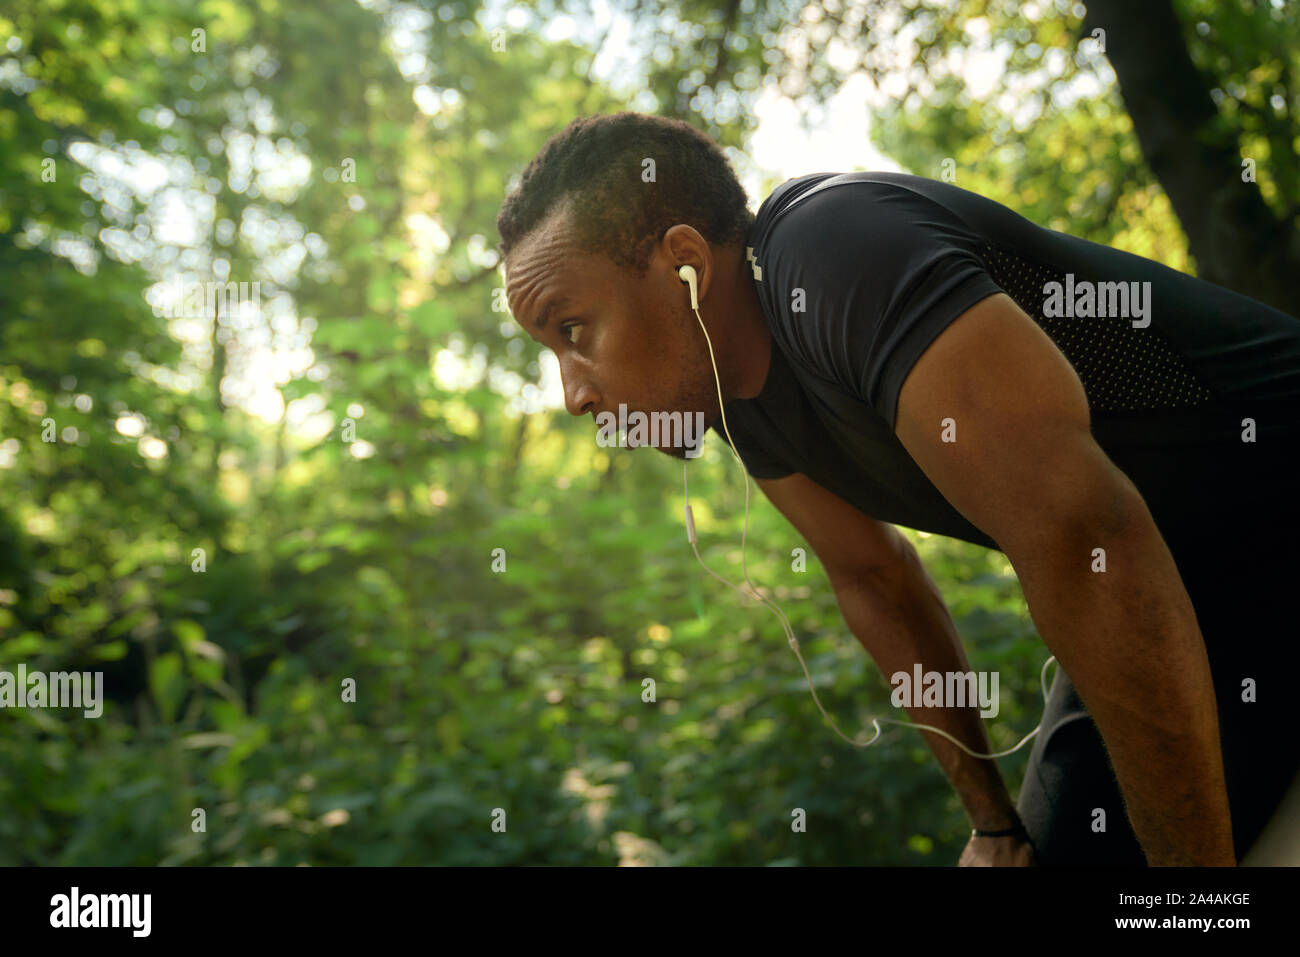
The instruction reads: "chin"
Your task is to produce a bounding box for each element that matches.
[649,434,707,461]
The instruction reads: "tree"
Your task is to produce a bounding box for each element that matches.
[594,0,1299,313]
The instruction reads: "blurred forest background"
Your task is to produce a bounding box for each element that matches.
[2,0,1297,865]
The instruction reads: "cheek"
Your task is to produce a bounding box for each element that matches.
[648,307,693,359]
[610,317,664,369]
[609,304,691,391]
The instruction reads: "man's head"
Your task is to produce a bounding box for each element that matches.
[496,112,755,459]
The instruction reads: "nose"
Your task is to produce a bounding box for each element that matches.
[561,363,600,417]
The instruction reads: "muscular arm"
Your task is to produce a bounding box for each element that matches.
[834,541,1024,833]
[755,473,1022,834]
[894,292,1233,866]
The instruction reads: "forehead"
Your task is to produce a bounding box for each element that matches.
[504,207,615,322]
[505,209,574,307]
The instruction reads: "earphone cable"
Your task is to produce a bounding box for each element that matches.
[681,290,1056,759]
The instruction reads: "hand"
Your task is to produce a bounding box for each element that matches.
[958,833,1037,866]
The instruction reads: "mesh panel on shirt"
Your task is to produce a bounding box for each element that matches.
[980,242,1216,412]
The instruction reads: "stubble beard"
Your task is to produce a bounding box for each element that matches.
[651,359,723,461]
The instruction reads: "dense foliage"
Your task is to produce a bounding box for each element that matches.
[1,0,1294,865]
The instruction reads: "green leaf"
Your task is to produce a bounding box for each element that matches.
[149,653,183,725]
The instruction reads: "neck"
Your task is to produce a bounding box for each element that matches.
[713,244,772,402]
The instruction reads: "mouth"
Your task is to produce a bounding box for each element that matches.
[589,403,710,458]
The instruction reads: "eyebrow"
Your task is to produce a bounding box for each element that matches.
[533,296,571,331]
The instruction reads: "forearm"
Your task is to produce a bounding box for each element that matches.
[1004,492,1233,866]
[834,543,1020,831]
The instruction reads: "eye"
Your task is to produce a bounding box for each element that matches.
[560,322,581,345]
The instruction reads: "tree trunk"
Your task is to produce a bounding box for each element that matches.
[1081,0,1300,318]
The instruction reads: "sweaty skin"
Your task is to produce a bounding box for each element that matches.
[503,201,773,456]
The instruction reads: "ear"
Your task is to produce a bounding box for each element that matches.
[661,224,712,301]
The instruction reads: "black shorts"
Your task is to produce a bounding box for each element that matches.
[1016,463,1300,866]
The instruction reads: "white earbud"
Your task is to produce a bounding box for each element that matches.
[678,264,699,311]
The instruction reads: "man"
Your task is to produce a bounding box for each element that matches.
[496,111,1300,866]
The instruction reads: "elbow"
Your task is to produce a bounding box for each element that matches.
[996,468,1153,571]
[827,525,918,601]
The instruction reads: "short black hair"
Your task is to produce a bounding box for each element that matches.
[496,111,754,276]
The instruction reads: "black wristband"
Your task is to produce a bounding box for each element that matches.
[971,823,1028,838]
[969,822,1038,861]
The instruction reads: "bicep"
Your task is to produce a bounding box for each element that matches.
[893,292,1143,557]
[754,472,912,594]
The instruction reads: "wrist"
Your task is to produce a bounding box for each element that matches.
[965,789,1023,833]
[950,754,1019,830]
[962,789,1022,834]
[970,819,1037,860]
[971,821,1028,839]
